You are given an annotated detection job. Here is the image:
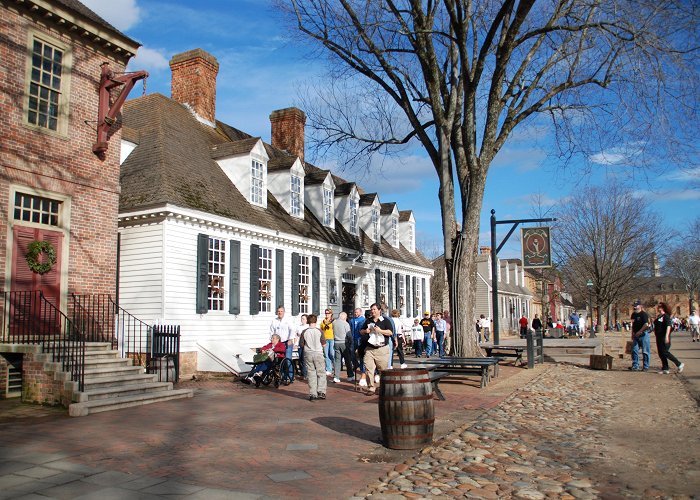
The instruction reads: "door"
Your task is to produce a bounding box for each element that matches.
[341,283,356,316]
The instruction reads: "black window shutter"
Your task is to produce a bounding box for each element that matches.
[196,234,209,314]
[412,276,417,314]
[387,272,393,310]
[312,256,320,315]
[228,240,240,314]
[422,277,427,314]
[405,275,412,317]
[250,244,260,315]
[375,268,381,305]
[276,249,284,309]
[395,273,401,312]
[291,253,300,316]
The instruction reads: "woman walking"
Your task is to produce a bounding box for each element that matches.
[654,302,684,375]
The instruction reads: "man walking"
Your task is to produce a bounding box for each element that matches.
[270,305,294,383]
[360,303,393,395]
[419,312,435,357]
[332,311,352,383]
[349,308,365,384]
[519,314,529,339]
[434,312,447,358]
[629,300,651,371]
[689,310,700,342]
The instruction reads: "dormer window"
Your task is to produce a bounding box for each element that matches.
[291,174,302,217]
[408,225,414,252]
[372,207,379,241]
[392,216,399,246]
[251,159,265,205]
[349,198,358,236]
[323,186,333,226]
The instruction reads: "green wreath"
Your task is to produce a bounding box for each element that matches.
[25,240,57,275]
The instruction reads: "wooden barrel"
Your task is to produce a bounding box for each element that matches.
[378,368,434,450]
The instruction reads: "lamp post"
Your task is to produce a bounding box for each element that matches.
[586,279,595,338]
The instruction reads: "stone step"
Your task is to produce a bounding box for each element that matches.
[83,350,121,360]
[74,382,174,402]
[69,389,193,417]
[83,372,159,390]
[83,357,133,369]
[84,364,145,378]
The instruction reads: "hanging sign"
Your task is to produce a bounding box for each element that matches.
[521,227,552,268]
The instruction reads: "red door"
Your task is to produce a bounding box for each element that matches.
[10,226,63,336]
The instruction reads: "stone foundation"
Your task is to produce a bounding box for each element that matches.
[178,351,197,380]
[0,354,8,399]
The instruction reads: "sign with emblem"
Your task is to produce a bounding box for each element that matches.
[521,227,552,268]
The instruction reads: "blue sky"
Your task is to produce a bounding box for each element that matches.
[85,0,699,259]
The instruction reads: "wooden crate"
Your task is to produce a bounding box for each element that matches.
[589,354,613,370]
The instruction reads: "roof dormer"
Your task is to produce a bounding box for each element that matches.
[304,169,335,228]
[267,155,305,219]
[335,182,360,236]
[380,203,400,248]
[359,193,381,243]
[211,137,269,208]
[399,210,416,253]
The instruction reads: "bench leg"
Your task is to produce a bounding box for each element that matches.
[432,381,446,401]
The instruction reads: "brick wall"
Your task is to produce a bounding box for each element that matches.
[0,4,128,296]
[21,352,72,407]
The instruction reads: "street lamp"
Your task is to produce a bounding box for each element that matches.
[586,279,595,338]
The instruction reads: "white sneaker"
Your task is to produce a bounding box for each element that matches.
[678,363,685,373]
[359,378,368,387]
[400,363,408,369]
[333,377,340,383]
[658,370,670,374]
[347,376,355,382]
[374,374,380,383]
[326,371,332,376]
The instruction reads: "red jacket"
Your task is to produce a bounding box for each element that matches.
[260,341,286,359]
[519,317,528,328]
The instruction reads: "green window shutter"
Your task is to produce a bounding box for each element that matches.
[312,256,320,315]
[250,244,260,315]
[395,273,401,312]
[412,276,417,314]
[387,272,393,310]
[405,275,412,317]
[291,253,300,316]
[375,268,381,305]
[229,240,240,314]
[196,234,209,314]
[422,277,426,314]
[276,249,284,309]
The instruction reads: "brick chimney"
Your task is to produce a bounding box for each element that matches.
[170,49,219,125]
[270,107,306,162]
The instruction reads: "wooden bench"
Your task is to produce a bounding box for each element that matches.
[429,371,450,400]
[483,346,525,366]
[431,357,500,388]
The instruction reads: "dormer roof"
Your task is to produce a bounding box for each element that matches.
[268,156,299,172]
[304,169,331,186]
[360,193,379,206]
[209,137,262,159]
[399,210,414,222]
[335,182,358,196]
[381,202,398,215]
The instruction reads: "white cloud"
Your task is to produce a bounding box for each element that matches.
[490,146,548,172]
[667,166,700,183]
[330,154,435,195]
[81,0,142,31]
[128,46,169,71]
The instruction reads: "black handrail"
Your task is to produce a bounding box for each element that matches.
[0,290,85,391]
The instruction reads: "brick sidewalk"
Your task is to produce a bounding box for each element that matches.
[0,364,535,499]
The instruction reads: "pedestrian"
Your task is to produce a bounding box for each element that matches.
[689,310,700,342]
[390,309,408,368]
[578,315,586,338]
[270,305,294,383]
[629,301,651,371]
[360,303,393,395]
[475,316,482,342]
[349,308,365,384]
[320,308,335,375]
[654,302,684,375]
[411,317,424,356]
[299,314,327,401]
[480,314,490,342]
[532,314,543,334]
[434,312,447,358]
[295,314,308,379]
[332,311,353,383]
[419,311,435,357]
[241,333,287,385]
[519,314,528,339]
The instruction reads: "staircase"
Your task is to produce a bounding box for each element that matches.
[68,342,193,417]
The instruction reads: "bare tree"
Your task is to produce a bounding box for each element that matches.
[281,0,698,355]
[665,217,700,312]
[554,186,659,330]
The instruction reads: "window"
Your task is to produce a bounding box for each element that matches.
[362,283,370,307]
[258,246,273,312]
[291,174,302,217]
[208,238,226,311]
[323,187,333,226]
[349,198,358,236]
[398,276,405,311]
[372,207,379,241]
[415,279,422,310]
[408,224,414,251]
[380,271,387,304]
[27,38,63,131]
[392,216,399,246]
[13,192,60,226]
[251,159,265,205]
[298,255,310,314]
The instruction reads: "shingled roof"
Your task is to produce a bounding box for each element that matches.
[120,93,431,269]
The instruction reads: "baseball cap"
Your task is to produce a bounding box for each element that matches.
[424,311,430,315]
[633,300,641,307]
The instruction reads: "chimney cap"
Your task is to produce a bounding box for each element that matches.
[170,48,219,70]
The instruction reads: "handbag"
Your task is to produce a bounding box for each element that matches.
[253,351,271,364]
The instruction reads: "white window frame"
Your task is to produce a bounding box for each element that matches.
[408,224,414,252]
[392,216,399,246]
[349,197,358,236]
[362,283,370,307]
[380,271,387,305]
[251,159,265,206]
[323,186,333,226]
[208,238,226,311]
[258,246,272,313]
[398,277,405,312]
[372,207,379,241]
[415,278,422,311]
[298,255,310,314]
[290,174,302,217]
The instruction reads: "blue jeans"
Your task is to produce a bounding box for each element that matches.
[324,339,335,372]
[413,339,423,357]
[388,336,394,367]
[435,331,445,358]
[285,343,295,381]
[423,333,433,357]
[298,346,306,377]
[631,332,650,369]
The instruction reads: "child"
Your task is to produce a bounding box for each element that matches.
[299,314,327,401]
[411,318,424,357]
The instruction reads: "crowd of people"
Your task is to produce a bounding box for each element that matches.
[243,305,452,400]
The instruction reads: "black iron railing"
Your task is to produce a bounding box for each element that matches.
[0,290,85,391]
[147,324,181,382]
